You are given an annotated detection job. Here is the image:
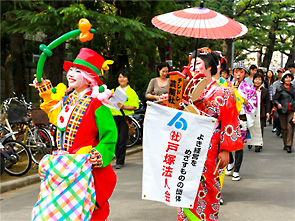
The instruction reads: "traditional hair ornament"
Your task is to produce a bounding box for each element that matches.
[198,47,212,55]
[214,50,228,64]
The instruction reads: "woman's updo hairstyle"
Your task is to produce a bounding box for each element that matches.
[190,47,218,76]
[212,51,227,70]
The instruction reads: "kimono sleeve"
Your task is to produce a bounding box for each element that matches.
[93,105,118,167]
[244,84,258,114]
[219,89,244,152]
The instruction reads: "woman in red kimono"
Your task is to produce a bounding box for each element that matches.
[178,48,243,221]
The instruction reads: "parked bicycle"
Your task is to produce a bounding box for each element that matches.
[126,100,146,148]
[0,125,32,176]
[1,94,55,166]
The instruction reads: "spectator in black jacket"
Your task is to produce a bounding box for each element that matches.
[273,71,295,153]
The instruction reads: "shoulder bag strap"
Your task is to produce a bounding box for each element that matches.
[120,109,130,125]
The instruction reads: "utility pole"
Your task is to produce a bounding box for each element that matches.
[231,0,237,68]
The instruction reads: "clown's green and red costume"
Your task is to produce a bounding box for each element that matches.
[38,82,117,220]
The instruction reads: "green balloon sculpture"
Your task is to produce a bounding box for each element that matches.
[36,18,96,83]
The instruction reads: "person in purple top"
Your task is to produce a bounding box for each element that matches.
[225,61,257,181]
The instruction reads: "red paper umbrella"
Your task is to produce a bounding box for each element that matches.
[152,5,248,39]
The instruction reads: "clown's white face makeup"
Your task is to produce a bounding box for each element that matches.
[67,67,89,93]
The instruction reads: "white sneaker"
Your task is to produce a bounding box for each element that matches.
[232,172,240,181]
[225,163,234,176]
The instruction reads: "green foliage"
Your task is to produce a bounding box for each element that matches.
[1,0,294,100]
[236,0,295,65]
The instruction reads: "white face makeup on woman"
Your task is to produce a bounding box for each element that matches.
[190,57,211,80]
[67,67,88,93]
[118,73,129,87]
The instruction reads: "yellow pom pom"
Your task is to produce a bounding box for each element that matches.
[51,83,67,101]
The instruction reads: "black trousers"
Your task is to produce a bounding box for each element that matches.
[229,149,243,173]
[113,116,129,165]
[274,109,281,133]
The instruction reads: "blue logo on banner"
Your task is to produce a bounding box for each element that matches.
[167,112,188,130]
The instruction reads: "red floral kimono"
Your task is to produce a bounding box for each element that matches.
[178,80,244,221]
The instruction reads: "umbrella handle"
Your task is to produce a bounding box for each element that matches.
[193,38,199,71]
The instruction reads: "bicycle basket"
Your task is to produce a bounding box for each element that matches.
[31,107,49,125]
[7,100,28,124]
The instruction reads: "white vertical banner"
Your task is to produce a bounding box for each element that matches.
[142,102,216,208]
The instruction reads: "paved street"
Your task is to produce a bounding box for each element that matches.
[0,125,294,221]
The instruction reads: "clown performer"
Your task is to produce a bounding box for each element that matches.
[225,61,258,181]
[177,48,243,221]
[30,48,117,221]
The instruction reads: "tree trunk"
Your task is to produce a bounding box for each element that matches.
[117,52,129,72]
[41,0,68,86]
[223,39,233,68]
[158,40,166,63]
[10,33,25,96]
[261,22,278,69]
[4,54,12,98]
[285,36,295,69]
[43,43,65,86]
[257,48,262,67]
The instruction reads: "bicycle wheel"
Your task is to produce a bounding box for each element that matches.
[126,117,141,148]
[27,127,53,165]
[3,140,32,176]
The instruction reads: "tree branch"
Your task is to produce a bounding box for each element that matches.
[236,0,253,17]
[242,47,263,53]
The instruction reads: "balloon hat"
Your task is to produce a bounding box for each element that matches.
[36,18,96,83]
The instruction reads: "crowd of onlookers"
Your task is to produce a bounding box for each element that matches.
[221,63,295,153]
[116,60,294,172]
